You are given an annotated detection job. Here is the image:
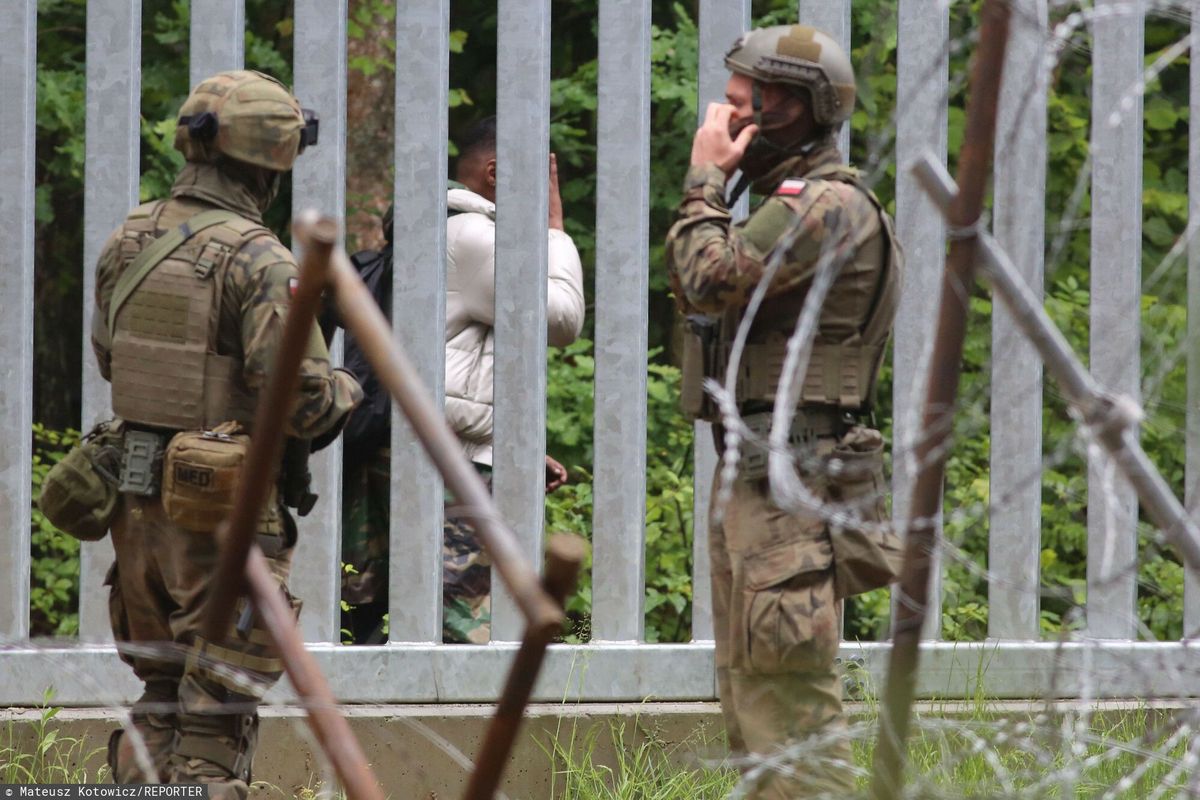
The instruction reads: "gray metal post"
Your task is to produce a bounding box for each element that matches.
[80,0,142,641]
[292,0,347,643]
[189,0,244,88]
[1088,0,1143,640]
[693,0,751,645]
[0,1,36,640]
[691,438,716,643]
[591,0,652,642]
[989,0,1047,640]
[894,0,948,640]
[798,0,851,157]
[491,0,551,642]
[1184,5,1200,636]
[914,153,1200,594]
[390,0,448,644]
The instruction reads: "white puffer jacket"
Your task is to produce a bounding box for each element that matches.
[445,185,586,465]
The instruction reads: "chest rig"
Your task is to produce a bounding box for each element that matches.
[108,202,267,432]
[682,164,903,421]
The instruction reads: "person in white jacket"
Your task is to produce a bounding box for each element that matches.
[442,116,586,642]
[330,117,586,644]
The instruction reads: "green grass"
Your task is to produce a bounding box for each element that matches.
[842,698,1196,799]
[3,692,1198,798]
[541,716,737,799]
[0,691,107,784]
[537,695,1197,799]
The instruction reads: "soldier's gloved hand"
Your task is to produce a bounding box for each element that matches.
[690,102,758,176]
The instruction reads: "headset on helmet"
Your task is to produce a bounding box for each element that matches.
[174,70,318,172]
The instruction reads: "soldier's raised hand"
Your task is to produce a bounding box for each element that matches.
[691,102,758,176]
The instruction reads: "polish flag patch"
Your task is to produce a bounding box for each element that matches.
[775,179,807,196]
[288,277,299,297]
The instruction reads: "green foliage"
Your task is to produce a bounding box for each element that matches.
[30,425,82,637]
[546,341,695,643]
[28,0,1200,649]
[541,716,735,799]
[0,689,106,784]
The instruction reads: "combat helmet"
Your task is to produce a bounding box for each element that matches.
[174,70,319,171]
[725,25,856,126]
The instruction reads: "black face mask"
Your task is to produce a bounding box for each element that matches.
[726,102,810,207]
[730,100,809,181]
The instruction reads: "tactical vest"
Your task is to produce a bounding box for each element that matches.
[681,163,903,420]
[108,202,268,432]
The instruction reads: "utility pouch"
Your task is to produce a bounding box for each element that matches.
[38,419,125,542]
[681,314,718,421]
[118,429,166,496]
[161,422,280,533]
[825,426,903,599]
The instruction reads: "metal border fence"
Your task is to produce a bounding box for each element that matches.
[2,0,1194,706]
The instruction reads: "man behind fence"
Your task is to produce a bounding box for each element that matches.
[90,71,361,797]
[666,25,904,797]
[328,116,585,644]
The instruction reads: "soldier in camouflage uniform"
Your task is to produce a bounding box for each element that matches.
[91,71,362,797]
[666,26,903,798]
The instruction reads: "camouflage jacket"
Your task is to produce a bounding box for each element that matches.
[665,144,893,345]
[91,162,361,438]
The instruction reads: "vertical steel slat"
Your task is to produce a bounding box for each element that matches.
[798,0,851,157]
[693,0,751,647]
[0,1,36,640]
[690,436,717,643]
[1188,6,1200,636]
[591,0,652,642]
[389,0,448,644]
[291,0,347,643]
[189,0,245,88]
[894,0,949,640]
[80,0,142,641]
[491,0,552,642]
[1087,0,1143,640]
[989,0,1047,641]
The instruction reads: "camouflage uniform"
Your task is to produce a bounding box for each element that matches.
[443,465,494,644]
[340,452,390,607]
[92,71,361,798]
[666,26,902,799]
[337,452,493,645]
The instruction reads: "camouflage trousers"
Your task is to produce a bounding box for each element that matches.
[442,464,493,644]
[106,495,297,799]
[709,467,854,799]
[339,452,492,644]
[442,512,492,644]
[341,447,391,607]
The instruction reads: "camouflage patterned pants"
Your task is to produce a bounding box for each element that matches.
[442,513,492,644]
[443,464,493,644]
[709,469,855,799]
[339,452,493,644]
[106,495,297,799]
[340,448,391,609]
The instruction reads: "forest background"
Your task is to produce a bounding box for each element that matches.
[28,0,1195,646]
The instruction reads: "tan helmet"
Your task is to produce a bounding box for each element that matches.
[725,25,856,126]
[174,70,319,171]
